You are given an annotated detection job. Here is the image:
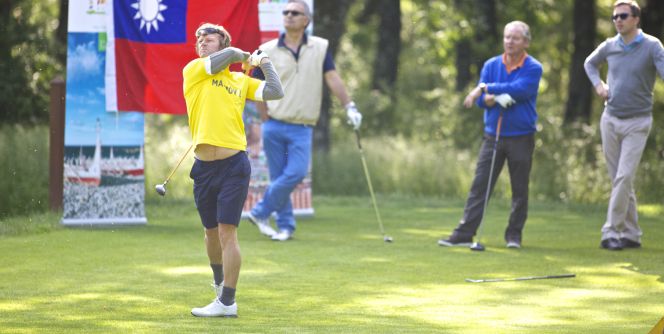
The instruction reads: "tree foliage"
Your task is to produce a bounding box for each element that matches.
[2,0,663,206]
[331,0,664,202]
[0,0,64,125]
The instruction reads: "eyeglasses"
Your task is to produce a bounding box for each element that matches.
[196,27,222,37]
[282,10,304,17]
[612,13,631,21]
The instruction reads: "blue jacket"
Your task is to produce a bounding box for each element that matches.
[477,54,543,137]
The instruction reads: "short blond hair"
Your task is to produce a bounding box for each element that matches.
[194,23,231,53]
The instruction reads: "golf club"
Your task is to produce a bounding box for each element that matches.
[465,273,576,283]
[243,62,253,76]
[155,144,193,196]
[470,111,504,251]
[354,130,392,243]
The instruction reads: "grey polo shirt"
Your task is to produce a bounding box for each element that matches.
[585,30,664,118]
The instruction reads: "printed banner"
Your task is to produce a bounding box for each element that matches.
[62,0,147,225]
[242,0,315,217]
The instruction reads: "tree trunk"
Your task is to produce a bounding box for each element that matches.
[454,0,498,91]
[473,0,498,71]
[56,0,68,65]
[313,0,354,153]
[564,0,595,124]
[642,0,664,37]
[371,0,401,93]
[455,37,473,91]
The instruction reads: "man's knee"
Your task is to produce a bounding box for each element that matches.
[279,170,307,186]
[613,172,634,187]
[218,224,238,246]
[205,227,219,239]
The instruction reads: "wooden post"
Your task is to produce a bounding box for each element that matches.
[49,77,65,211]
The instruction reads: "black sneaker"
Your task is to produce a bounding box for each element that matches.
[438,234,473,247]
[600,238,623,251]
[620,238,641,249]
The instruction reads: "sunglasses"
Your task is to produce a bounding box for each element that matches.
[612,13,631,21]
[196,27,223,37]
[282,10,304,17]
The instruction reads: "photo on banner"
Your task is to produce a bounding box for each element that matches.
[242,0,315,217]
[62,0,146,225]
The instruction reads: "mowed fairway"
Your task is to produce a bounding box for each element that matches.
[1,196,663,333]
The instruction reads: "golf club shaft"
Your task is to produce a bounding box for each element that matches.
[355,130,386,236]
[474,112,503,245]
[466,274,576,283]
[163,144,193,184]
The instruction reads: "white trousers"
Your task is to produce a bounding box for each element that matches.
[599,111,652,242]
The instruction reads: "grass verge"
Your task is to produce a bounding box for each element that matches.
[1,196,663,333]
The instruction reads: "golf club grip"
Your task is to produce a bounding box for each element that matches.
[354,130,362,150]
[467,274,576,283]
[495,111,503,140]
[536,274,575,279]
[513,274,576,281]
[244,63,253,76]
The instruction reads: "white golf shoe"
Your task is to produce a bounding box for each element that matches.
[191,298,237,317]
[247,213,276,237]
[271,229,293,241]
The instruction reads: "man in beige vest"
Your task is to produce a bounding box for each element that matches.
[247,0,362,241]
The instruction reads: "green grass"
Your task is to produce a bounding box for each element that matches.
[1,196,663,333]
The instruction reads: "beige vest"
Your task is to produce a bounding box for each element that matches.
[260,36,328,125]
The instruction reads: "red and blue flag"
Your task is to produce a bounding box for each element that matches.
[106,0,260,114]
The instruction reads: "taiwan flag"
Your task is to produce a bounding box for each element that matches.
[105,0,260,114]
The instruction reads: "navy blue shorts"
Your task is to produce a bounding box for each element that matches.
[190,152,251,229]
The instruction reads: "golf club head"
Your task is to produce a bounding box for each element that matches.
[383,236,393,243]
[470,242,485,251]
[155,183,167,196]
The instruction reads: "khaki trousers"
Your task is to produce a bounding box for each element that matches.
[599,111,652,242]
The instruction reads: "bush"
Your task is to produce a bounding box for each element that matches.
[0,125,50,218]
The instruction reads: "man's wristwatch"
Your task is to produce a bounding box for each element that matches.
[478,83,487,94]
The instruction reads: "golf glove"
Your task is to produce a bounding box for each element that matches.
[494,93,516,108]
[248,49,268,67]
[345,102,362,130]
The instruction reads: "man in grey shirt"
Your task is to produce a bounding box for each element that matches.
[584,0,664,250]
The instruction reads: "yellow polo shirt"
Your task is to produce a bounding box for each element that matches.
[183,58,263,151]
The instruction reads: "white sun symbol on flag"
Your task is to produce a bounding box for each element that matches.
[131,0,168,34]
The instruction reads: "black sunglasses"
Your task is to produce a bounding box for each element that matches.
[282,10,304,17]
[612,13,631,21]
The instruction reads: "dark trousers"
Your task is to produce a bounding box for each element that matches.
[453,133,535,242]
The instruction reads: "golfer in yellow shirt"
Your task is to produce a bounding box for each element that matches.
[183,23,283,317]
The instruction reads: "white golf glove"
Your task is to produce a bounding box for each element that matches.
[248,49,268,67]
[494,93,516,108]
[345,102,362,130]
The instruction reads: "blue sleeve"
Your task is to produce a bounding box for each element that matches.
[476,62,491,109]
[323,50,335,73]
[252,67,265,80]
[486,61,542,101]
